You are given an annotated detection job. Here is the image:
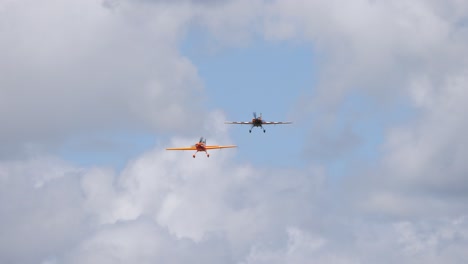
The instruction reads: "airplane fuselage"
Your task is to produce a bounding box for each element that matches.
[193,143,209,157]
[195,143,206,151]
[252,118,263,127]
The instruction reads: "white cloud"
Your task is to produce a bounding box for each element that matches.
[255,0,468,217]
[0,127,326,263]
[0,134,466,264]
[261,0,468,163]
[0,158,88,264]
[352,72,468,220]
[0,0,204,156]
[63,217,232,264]
[2,132,467,263]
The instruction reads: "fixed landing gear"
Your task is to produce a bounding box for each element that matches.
[249,127,266,133]
[193,152,209,158]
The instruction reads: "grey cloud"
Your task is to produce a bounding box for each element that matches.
[0,0,205,156]
[133,0,230,4]
[64,218,231,264]
[1,135,468,263]
[0,134,324,263]
[349,73,468,219]
[262,0,468,163]
[256,0,468,218]
[0,158,89,263]
[242,217,468,264]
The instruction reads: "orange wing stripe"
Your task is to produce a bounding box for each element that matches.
[205,145,237,149]
[166,147,197,151]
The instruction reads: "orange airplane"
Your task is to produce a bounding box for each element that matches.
[166,137,237,158]
[225,112,292,133]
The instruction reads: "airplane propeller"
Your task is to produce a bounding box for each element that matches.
[253,112,257,118]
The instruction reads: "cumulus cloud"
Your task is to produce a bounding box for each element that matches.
[64,218,232,264]
[352,72,468,220]
[0,158,88,263]
[256,0,468,221]
[2,147,467,263]
[0,124,325,263]
[262,0,468,164]
[265,0,468,94]
[0,0,204,156]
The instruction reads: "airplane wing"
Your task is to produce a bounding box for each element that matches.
[166,147,197,151]
[224,121,253,124]
[262,121,292,125]
[205,145,237,149]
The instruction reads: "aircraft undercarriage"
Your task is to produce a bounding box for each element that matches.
[193,150,210,158]
[249,125,266,133]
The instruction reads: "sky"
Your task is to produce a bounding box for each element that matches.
[1,0,468,263]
